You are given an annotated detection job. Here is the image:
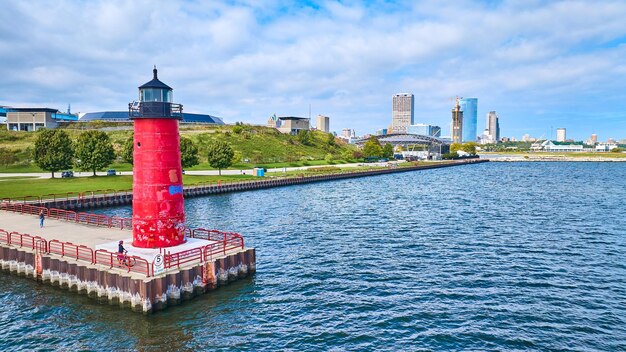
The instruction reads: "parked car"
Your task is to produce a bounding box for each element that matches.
[61,171,74,178]
[106,169,116,176]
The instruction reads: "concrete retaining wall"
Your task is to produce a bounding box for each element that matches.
[0,245,256,314]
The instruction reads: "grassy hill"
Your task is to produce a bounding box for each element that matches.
[0,123,358,173]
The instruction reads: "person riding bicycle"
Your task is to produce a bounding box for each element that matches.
[117,240,128,265]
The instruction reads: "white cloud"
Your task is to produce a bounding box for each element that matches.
[0,0,625,139]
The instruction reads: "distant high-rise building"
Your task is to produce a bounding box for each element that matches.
[375,128,388,136]
[590,134,597,145]
[341,128,352,139]
[481,111,500,144]
[556,128,566,142]
[407,123,441,137]
[316,115,330,133]
[451,98,463,144]
[391,93,414,134]
[459,98,477,142]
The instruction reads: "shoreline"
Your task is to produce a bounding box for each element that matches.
[21,159,488,210]
[481,154,626,162]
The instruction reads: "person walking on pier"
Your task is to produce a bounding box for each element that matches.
[39,210,45,228]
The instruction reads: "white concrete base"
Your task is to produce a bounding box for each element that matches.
[95,237,218,263]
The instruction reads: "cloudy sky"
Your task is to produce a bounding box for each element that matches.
[1,0,626,140]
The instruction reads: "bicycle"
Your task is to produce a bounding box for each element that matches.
[117,251,137,268]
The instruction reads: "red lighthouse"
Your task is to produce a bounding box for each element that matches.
[129,67,186,248]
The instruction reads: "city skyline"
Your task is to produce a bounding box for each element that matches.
[1,1,626,140]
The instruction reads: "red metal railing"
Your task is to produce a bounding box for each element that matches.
[48,208,77,221]
[48,239,94,263]
[0,201,132,230]
[164,247,203,269]
[0,229,10,246]
[192,228,245,250]
[94,249,151,276]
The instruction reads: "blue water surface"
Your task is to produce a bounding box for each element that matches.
[1,162,625,351]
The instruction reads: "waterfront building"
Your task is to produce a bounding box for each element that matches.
[538,140,583,152]
[556,128,566,142]
[6,107,78,131]
[407,123,442,137]
[316,115,330,133]
[590,134,597,145]
[451,98,463,144]
[391,93,414,134]
[459,98,477,142]
[595,143,619,152]
[276,116,310,134]
[341,128,352,139]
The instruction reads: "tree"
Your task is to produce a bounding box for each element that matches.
[75,130,116,176]
[206,140,234,175]
[0,148,18,167]
[341,149,354,161]
[324,153,334,163]
[461,142,478,155]
[382,143,394,158]
[33,129,74,178]
[297,130,312,146]
[363,136,383,158]
[450,143,462,154]
[326,133,336,147]
[231,150,243,165]
[122,134,134,165]
[180,137,200,168]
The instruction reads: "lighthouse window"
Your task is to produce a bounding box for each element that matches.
[137,142,141,147]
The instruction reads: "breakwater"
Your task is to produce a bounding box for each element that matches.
[30,159,487,210]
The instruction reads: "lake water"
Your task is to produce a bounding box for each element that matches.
[1,162,625,351]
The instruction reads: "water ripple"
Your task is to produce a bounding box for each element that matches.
[1,162,626,351]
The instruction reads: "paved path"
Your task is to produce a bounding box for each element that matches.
[0,211,129,248]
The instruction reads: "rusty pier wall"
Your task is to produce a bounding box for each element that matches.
[0,245,256,314]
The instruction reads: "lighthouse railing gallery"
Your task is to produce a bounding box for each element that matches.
[128,101,183,118]
[0,202,245,277]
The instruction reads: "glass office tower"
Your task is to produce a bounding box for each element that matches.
[459,98,477,142]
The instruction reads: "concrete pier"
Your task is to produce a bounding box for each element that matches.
[0,211,255,314]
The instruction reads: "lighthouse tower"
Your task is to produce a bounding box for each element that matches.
[129,67,186,248]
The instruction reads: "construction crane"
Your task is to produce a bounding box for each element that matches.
[451,96,463,144]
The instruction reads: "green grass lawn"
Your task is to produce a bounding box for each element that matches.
[0,174,256,199]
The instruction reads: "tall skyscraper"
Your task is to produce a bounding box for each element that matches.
[459,98,477,142]
[556,128,566,142]
[316,115,330,133]
[451,98,463,144]
[482,111,500,143]
[391,93,414,133]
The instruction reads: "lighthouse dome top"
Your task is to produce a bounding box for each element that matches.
[139,66,172,90]
[138,66,173,103]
